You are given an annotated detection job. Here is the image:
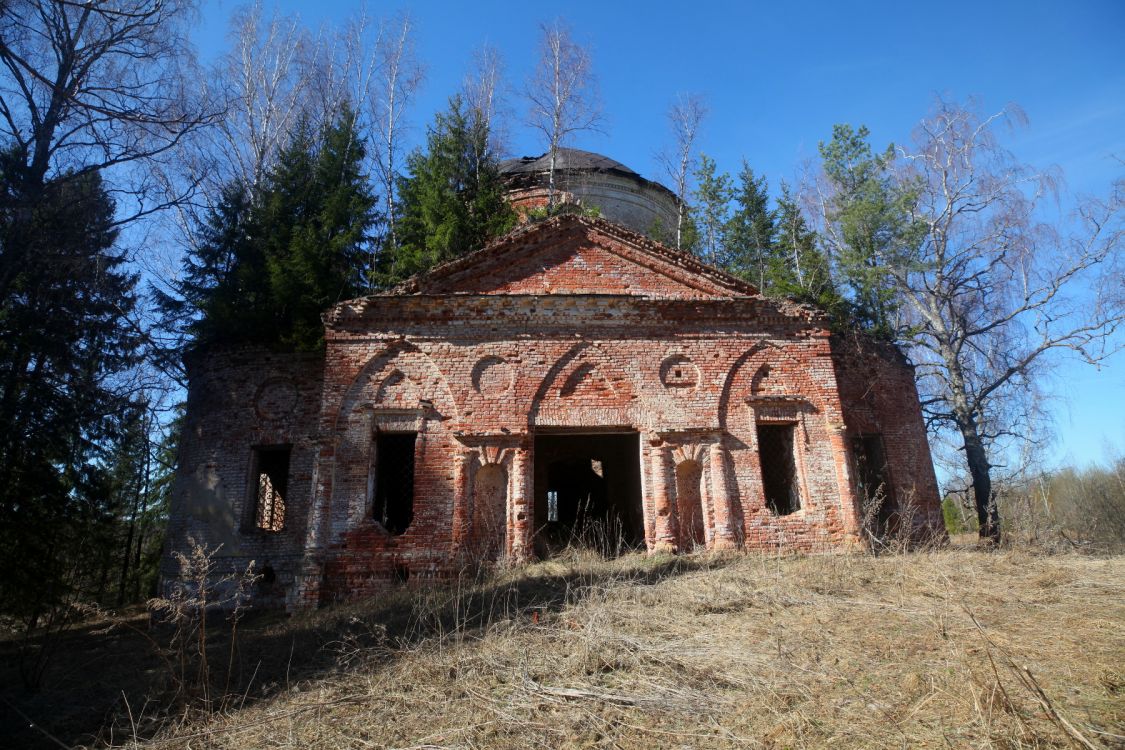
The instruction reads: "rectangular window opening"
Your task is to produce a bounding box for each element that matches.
[854,434,898,536]
[854,435,892,503]
[253,446,290,532]
[757,424,801,516]
[374,432,416,535]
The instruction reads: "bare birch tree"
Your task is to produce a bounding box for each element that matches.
[368,11,425,266]
[525,19,603,210]
[463,43,509,158]
[308,6,379,141]
[887,100,1123,543]
[152,2,319,316]
[658,93,707,249]
[212,2,315,198]
[0,0,211,210]
[155,3,384,290]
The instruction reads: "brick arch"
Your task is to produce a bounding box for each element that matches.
[718,342,775,432]
[527,342,641,428]
[719,342,818,430]
[336,342,459,428]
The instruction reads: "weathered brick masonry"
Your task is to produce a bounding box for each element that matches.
[164,212,944,610]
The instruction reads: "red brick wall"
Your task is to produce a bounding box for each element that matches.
[830,334,945,541]
[399,216,759,300]
[165,217,943,609]
[299,293,918,604]
[162,347,323,606]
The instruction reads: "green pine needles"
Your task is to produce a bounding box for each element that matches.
[384,95,516,285]
[161,108,378,351]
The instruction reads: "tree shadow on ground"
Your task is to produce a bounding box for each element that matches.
[0,552,731,749]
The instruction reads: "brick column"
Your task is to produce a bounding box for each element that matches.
[709,441,738,550]
[829,426,864,543]
[508,446,532,562]
[451,448,474,554]
[650,442,677,553]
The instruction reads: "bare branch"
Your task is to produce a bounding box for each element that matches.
[524,18,604,209]
[656,92,707,249]
[367,10,425,265]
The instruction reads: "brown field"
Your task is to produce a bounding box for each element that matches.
[3,545,1124,749]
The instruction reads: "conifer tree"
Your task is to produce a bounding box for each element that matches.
[724,162,777,289]
[0,157,141,631]
[692,154,733,267]
[817,124,916,338]
[262,109,377,349]
[387,96,515,284]
[156,182,264,349]
[160,108,377,351]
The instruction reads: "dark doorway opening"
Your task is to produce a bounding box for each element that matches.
[854,434,898,539]
[374,432,416,535]
[533,432,643,556]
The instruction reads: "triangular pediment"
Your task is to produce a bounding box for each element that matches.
[392,214,758,299]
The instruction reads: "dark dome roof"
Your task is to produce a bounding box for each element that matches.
[499,148,639,177]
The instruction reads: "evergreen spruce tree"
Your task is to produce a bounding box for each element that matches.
[160,107,377,351]
[691,154,733,267]
[0,154,141,633]
[818,124,916,337]
[387,96,515,285]
[156,182,263,348]
[262,109,377,349]
[724,162,777,290]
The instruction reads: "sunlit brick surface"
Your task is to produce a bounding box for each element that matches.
[164,215,943,610]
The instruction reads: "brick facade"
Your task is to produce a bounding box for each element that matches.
[163,214,944,610]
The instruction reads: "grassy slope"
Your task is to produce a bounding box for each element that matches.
[130,547,1124,749]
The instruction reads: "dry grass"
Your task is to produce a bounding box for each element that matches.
[95,546,1125,750]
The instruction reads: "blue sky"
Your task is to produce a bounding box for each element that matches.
[195,0,1125,469]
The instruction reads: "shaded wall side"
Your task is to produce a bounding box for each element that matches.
[162,347,324,605]
[830,335,945,540]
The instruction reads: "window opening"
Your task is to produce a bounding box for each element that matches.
[374,432,416,535]
[253,447,290,531]
[547,490,559,522]
[757,424,801,515]
[854,434,898,538]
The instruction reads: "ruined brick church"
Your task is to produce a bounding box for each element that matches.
[164,149,943,609]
